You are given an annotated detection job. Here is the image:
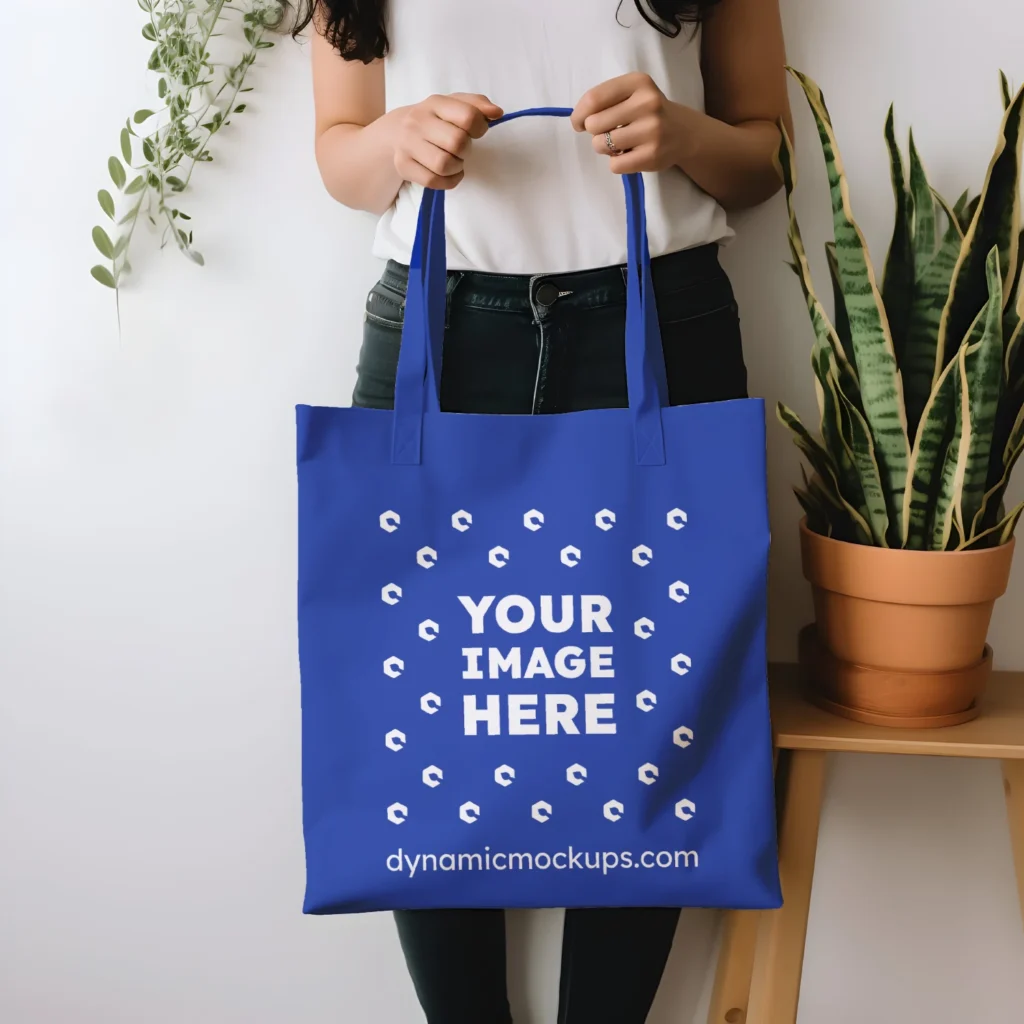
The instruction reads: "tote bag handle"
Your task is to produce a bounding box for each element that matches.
[391,107,668,467]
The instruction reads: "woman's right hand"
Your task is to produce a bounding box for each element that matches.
[389,94,504,190]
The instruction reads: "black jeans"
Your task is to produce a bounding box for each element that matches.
[352,245,747,1024]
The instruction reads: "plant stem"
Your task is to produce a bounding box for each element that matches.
[116,198,145,279]
[178,52,256,191]
[201,0,229,50]
[94,0,281,288]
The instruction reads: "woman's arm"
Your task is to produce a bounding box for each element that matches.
[311,32,502,215]
[694,0,793,207]
[311,36,397,213]
[571,0,792,211]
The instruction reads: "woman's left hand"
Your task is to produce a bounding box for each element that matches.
[571,73,692,174]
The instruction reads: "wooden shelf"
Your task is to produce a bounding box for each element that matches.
[769,663,1024,760]
[710,663,1024,1024]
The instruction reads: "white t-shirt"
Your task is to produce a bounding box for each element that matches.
[372,0,732,274]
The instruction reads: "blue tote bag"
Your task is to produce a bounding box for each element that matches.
[297,109,780,914]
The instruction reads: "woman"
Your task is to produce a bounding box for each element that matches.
[298,1,790,1021]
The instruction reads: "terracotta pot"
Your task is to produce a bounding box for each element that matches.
[798,625,992,727]
[799,519,1014,724]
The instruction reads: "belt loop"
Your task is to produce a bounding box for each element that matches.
[444,272,463,329]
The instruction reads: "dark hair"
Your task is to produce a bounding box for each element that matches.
[292,1,719,63]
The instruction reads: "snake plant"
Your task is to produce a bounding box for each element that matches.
[778,69,1024,550]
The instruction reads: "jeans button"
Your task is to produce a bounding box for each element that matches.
[535,282,559,307]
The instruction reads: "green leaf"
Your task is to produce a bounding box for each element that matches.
[825,243,855,371]
[92,226,114,259]
[125,175,145,195]
[823,347,889,544]
[902,352,959,547]
[813,344,872,531]
[793,485,831,536]
[776,403,839,488]
[931,188,966,245]
[931,350,968,550]
[108,156,126,190]
[142,138,155,162]
[120,127,132,164]
[233,104,247,113]
[187,249,205,267]
[166,175,186,191]
[794,465,833,535]
[133,109,155,124]
[952,189,972,227]
[1003,416,1024,481]
[802,466,838,508]
[959,194,982,234]
[962,501,1022,549]
[158,77,168,99]
[991,296,1024,475]
[141,22,156,41]
[90,265,116,289]
[1008,226,1024,317]
[113,235,129,259]
[806,475,856,540]
[908,130,936,276]
[932,249,1005,548]
[1006,314,1023,382]
[881,105,915,362]
[775,125,861,406]
[788,69,910,542]
[118,202,142,226]
[974,404,1024,536]
[776,402,873,543]
[1002,292,1024,460]
[937,84,1024,375]
[961,249,1006,526]
[97,189,115,219]
[903,191,966,442]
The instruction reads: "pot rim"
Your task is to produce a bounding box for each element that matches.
[799,518,1016,605]
[798,517,1016,560]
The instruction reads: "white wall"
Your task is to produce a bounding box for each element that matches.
[2,1,1022,1021]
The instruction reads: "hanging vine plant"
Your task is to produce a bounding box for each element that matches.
[91,0,290,294]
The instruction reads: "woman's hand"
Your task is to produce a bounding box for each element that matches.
[571,73,693,175]
[390,94,504,190]
[312,31,505,212]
